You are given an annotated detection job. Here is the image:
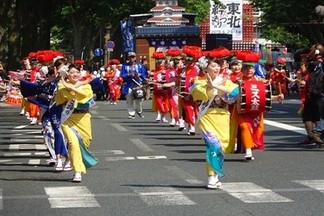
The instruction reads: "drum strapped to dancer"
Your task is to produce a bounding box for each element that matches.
[237,80,272,114]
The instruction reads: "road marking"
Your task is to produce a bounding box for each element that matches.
[25,131,41,134]
[45,186,100,208]
[8,144,46,151]
[92,150,125,155]
[105,155,167,161]
[132,186,195,206]
[293,180,324,192]
[3,153,32,157]
[137,155,167,160]
[164,166,204,184]
[34,152,49,156]
[97,115,110,120]
[28,159,41,165]
[110,123,127,132]
[105,156,135,161]
[130,138,153,152]
[9,144,19,150]
[11,129,40,133]
[264,119,306,135]
[0,189,2,210]
[268,110,288,114]
[0,160,12,163]
[14,125,28,129]
[221,182,293,203]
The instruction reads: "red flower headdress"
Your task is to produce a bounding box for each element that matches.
[276,58,286,66]
[152,51,166,60]
[235,50,261,66]
[74,59,85,65]
[182,45,202,60]
[208,47,231,59]
[108,59,121,65]
[166,49,182,59]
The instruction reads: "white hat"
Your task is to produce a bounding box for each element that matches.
[128,52,136,57]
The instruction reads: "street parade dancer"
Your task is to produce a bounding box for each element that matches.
[270,57,288,96]
[178,45,201,135]
[55,64,97,182]
[164,49,183,126]
[151,51,170,123]
[20,52,71,169]
[190,49,239,189]
[105,59,123,105]
[229,50,284,160]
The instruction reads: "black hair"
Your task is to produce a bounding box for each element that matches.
[47,66,55,76]
[68,64,81,71]
[53,58,66,68]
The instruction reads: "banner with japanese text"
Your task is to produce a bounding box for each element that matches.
[120,18,135,54]
[210,0,243,40]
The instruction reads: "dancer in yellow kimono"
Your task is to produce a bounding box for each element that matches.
[190,50,239,189]
[55,64,96,182]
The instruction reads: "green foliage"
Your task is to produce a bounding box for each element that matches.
[250,0,323,48]
[181,0,224,23]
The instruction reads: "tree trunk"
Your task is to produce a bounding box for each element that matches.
[7,0,21,69]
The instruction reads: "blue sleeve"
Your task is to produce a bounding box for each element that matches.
[120,65,127,78]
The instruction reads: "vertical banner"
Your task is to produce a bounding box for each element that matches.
[120,18,135,54]
[210,0,243,41]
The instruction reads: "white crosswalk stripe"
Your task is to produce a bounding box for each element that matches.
[293,180,324,193]
[131,186,195,206]
[220,182,293,203]
[45,186,101,208]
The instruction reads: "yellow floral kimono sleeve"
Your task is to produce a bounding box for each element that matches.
[190,79,210,102]
[55,82,93,106]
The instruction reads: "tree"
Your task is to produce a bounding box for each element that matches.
[181,0,223,23]
[250,0,324,48]
[54,0,154,61]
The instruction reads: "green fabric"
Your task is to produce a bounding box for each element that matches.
[242,62,256,66]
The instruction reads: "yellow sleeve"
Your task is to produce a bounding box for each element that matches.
[190,79,210,102]
[76,84,93,104]
[55,82,75,106]
[55,82,93,106]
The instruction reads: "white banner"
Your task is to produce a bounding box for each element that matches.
[210,0,243,41]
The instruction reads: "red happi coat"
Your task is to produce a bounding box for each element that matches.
[152,67,169,114]
[178,63,198,126]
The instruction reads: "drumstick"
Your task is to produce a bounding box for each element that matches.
[132,78,142,87]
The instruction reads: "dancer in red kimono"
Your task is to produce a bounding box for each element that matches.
[229,50,284,160]
[151,51,169,122]
[105,59,123,105]
[178,45,202,135]
[164,49,183,126]
[270,58,288,96]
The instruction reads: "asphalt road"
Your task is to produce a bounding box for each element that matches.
[0,94,323,216]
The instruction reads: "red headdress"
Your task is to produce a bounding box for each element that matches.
[208,47,231,59]
[152,51,166,60]
[166,49,182,59]
[276,58,286,66]
[152,52,166,65]
[74,59,85,65]
[108,59,121,65]
[182,45,202,61]
[235,50,261,66]
[28,50,64,65]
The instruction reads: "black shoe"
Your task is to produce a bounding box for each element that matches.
[136,112,144,118]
